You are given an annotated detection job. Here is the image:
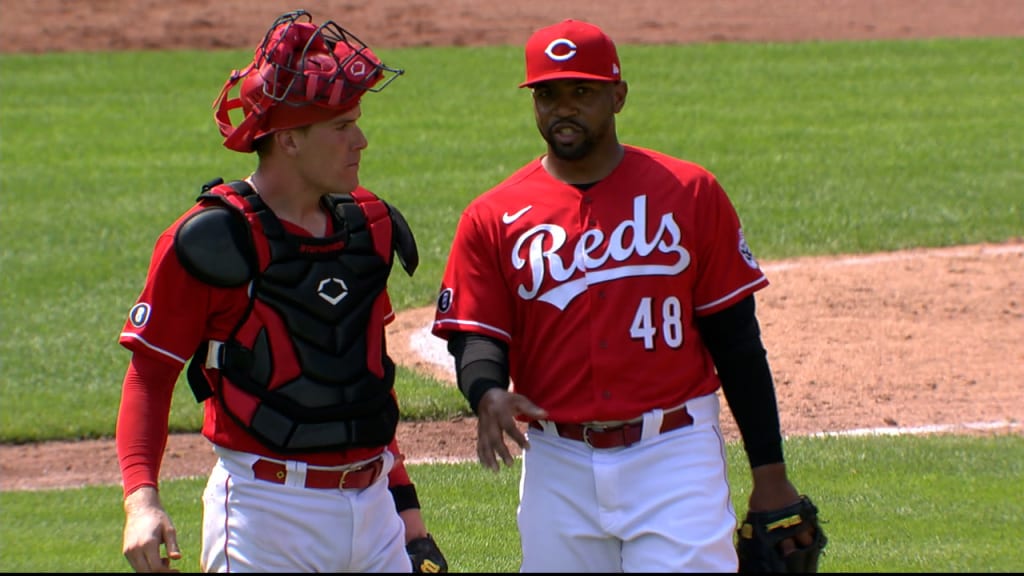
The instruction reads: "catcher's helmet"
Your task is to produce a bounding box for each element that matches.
[213,10,403,153]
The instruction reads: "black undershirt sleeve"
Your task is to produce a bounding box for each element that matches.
[446,332,510,414]
[445,297,783,467]
[694,294,785,468]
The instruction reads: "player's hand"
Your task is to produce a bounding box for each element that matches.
[122,487,182,573]
[748,463,814,554]
[475,388,547,472]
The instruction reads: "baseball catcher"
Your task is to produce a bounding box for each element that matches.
[406,534,449,573]
[736,495,828,573]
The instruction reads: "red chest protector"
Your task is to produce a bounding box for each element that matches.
[176,178,418,453]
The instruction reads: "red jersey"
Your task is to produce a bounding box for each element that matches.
[432,145,768,422]
[119,201,396,467]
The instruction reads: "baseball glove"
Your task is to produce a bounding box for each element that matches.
[407,534,448,573]
[736,495,827,573]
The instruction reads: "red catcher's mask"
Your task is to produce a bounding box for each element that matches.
[213,10,403,153]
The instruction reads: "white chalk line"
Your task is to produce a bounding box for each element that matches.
[404,242,1023,456]
[405,456,477,465]
[807,420,1021,438]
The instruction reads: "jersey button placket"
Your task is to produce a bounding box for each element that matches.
[580,193,610,408]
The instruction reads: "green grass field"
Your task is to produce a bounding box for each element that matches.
[1,37,1022,572]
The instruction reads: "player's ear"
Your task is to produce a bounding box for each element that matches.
[274,128,303,157]
[613,81,628,113]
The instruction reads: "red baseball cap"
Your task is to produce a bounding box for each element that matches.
[519,19,621,88]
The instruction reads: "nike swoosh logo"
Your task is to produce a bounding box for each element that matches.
[502,205,533,224]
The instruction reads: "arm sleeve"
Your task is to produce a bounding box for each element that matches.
[115,352,180,498]
[387,435,422,512]
[694,295,784,468]
[384,389,421,512]
[447,331,510,414]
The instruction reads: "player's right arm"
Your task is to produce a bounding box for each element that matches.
[117,352,182,572]
[116,222,216,572]
[122,485,181,572]
[447,332,547,471]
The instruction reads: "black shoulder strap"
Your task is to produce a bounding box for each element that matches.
[184,178,264,404]
[388,202,419,277]
[186,341,214,403]
[199,177,225,195]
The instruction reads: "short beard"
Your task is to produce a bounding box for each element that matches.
[543,127,594,162]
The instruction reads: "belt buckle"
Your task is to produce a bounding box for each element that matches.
[581,424,606,448]
[337,468,351,489]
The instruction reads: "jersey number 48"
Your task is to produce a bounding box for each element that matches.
[630,296,685,350]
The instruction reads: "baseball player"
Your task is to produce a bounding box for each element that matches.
[116,10,446,573]
[432,19,817,572]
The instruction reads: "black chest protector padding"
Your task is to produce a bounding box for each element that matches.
[179,178,407,453]
[174,206,256,287]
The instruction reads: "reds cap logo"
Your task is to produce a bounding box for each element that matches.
[544,38,577,62]
[520,19,622,87]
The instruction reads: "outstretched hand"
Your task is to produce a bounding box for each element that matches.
[474,388,547,472]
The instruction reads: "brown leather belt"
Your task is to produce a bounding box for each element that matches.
[251,457,383,490]
[529,407,694,449]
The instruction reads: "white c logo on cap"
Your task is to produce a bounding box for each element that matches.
[544,38,577,61]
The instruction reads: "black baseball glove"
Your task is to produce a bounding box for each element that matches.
[736,495,827,573]
[407,534,448,573]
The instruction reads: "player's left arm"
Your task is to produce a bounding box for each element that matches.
[694,295,799,505]
[384,403,425,540]
[386,435,449,572]
[696,296,817,555]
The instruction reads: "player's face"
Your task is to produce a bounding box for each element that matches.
[531,80,624,161]
[290,105,368,195]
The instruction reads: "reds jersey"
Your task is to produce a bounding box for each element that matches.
[432,145,768,422]
[119,197,395,466]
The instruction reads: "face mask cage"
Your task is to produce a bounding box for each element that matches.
[248,9,403,109]
[214,10,404,152]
